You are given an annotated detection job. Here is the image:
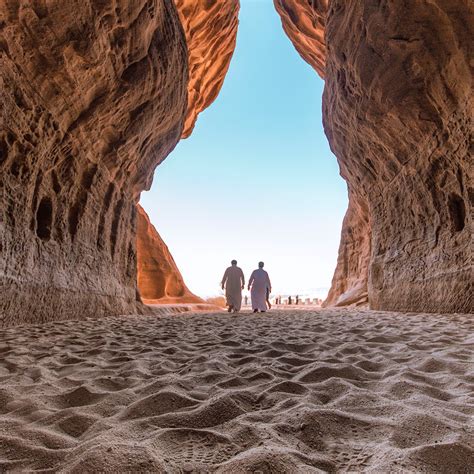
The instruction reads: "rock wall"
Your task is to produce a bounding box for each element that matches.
[324,191,370,307]
[137,205,202,304]
[277,0,473,313]
[135,0,240,301]
[0,0,188,326]
[175,0,239,138]
[2,0,471,326]
[273,0,327,78]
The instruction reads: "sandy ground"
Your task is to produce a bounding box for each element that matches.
[0,309,472,473]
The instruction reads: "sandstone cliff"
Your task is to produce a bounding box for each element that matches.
[1,0,472,326]
[137,205,202,304]
[277,0,473,313]
[0,0,188,325]
[175,0,239,138]
[273,0,327,78]
[324,192,370,307]
[134,0,240,303]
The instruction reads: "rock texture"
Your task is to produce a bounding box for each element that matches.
[273,0,327,78]
[277,0,473,313]
[0,0,188,326]
[324,192,370,307]
[175,0,239,137]
[137,205,202,304]
[135,0,240,302]
[1,0,471,326]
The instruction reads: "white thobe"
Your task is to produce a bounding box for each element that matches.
[221,266,245,311]
[249,268,271,311]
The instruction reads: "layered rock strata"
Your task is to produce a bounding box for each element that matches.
[277,0,473,312]
[137,205,202,304]
[0,0,188,325]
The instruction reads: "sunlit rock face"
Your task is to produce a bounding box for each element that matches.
[273,0,327,79]
[175,0,239,138]
[278,0,473,312]
[0,0,188,326]
[137,205,202,304]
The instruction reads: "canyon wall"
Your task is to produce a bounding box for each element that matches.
[1,0,471,326]
[324,192,371,307]
[0,0,188,326]
[175,0,239,138]
[274,0,327,79]
[277,0,473,312]
[135,0,240,302]
[137,205,202,304]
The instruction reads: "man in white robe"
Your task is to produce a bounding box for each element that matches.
[248,262,272,313]
[221,260,245,312]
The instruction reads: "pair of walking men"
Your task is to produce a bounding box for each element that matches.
[221,260,272,313]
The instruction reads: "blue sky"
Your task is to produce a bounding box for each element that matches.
[140,0,348,299]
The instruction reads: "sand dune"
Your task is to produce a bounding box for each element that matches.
[0,309,472,472]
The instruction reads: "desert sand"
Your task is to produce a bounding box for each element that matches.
[0,309,472,472]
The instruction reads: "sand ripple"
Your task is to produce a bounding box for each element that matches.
[0,309,472,472]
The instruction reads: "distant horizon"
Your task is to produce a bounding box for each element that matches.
[200,282,330,302]
[140,0,347,299]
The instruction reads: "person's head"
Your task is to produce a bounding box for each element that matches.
[231,259,237,266]
[258,261,264,268]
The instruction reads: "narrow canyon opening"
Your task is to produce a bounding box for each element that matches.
[139,0,347,305]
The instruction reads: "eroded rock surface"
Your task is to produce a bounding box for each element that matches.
[324,192,370,307]
[273,0,327,78]
[135,0,240,301]
[137,205,202,304]
[175,0,239,137]
[324,0,473,313]
[1,0,472,327]
[0,0,188,325]
[277,0,473,312]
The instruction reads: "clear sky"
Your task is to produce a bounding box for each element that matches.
[140,0,348,300]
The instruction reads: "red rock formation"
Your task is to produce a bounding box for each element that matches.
[324,192,370,307]
[273,0,327,78]
[175,0,239,137]
[0,0,188,326]
[277,0,473,313]
[2,0,471,326]
[135,0,240,302]
[137,205,202,304]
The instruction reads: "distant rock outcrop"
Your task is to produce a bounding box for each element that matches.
[137,205,202,304]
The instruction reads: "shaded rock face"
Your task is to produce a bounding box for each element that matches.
[137,205,202,304]
[324,192,370,308]
[134,0,239,302]
[324,0,473,313]
[0,0,188,325]
[278,0,473,313]
[175,0,239,138]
